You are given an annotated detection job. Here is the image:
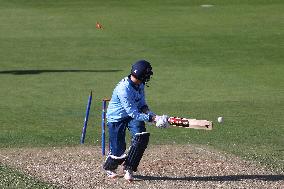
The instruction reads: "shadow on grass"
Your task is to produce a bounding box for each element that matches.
[135,174,284,182]
[0,69,122,75]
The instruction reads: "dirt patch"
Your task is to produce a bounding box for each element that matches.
[0,145,283,188]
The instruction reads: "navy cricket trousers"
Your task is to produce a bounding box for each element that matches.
[107,117,146,157]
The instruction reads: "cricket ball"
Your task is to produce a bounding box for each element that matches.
[217,117,223,123]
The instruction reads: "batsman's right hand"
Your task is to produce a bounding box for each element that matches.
[154,115,170,128]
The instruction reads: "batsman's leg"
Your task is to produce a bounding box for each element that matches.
[103,120,128,177]
[124,119,148,178]
[124,132,150,172]
[103,154,127,178]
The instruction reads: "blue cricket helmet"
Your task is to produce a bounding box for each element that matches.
[131,60,153,83]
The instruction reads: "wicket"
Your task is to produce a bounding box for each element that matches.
[80,93,110,156]
[80,91,92,144]
[101,98,110,156]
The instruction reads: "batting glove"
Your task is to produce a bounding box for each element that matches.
[155,115,170,128]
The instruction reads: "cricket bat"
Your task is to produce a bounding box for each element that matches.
[168,117,213,130]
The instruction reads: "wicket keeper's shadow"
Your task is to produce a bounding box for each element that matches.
[135,174,284,182]
[0,69,122,75]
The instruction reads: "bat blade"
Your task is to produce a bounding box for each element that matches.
[168,117,213,130]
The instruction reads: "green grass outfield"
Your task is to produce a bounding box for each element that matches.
[0,0,283,187]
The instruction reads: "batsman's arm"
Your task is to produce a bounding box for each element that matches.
[138,85,156,117]
[140,105,156,116]
[117,89,154,122]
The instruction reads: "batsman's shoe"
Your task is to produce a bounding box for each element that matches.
[106,170,118,179]
[124,170,134,182]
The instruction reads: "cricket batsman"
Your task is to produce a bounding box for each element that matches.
[103,60,169,181]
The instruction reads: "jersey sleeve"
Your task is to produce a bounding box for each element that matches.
[139,85,155,116]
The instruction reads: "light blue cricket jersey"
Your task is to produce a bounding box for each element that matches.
[106,76,152,123]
